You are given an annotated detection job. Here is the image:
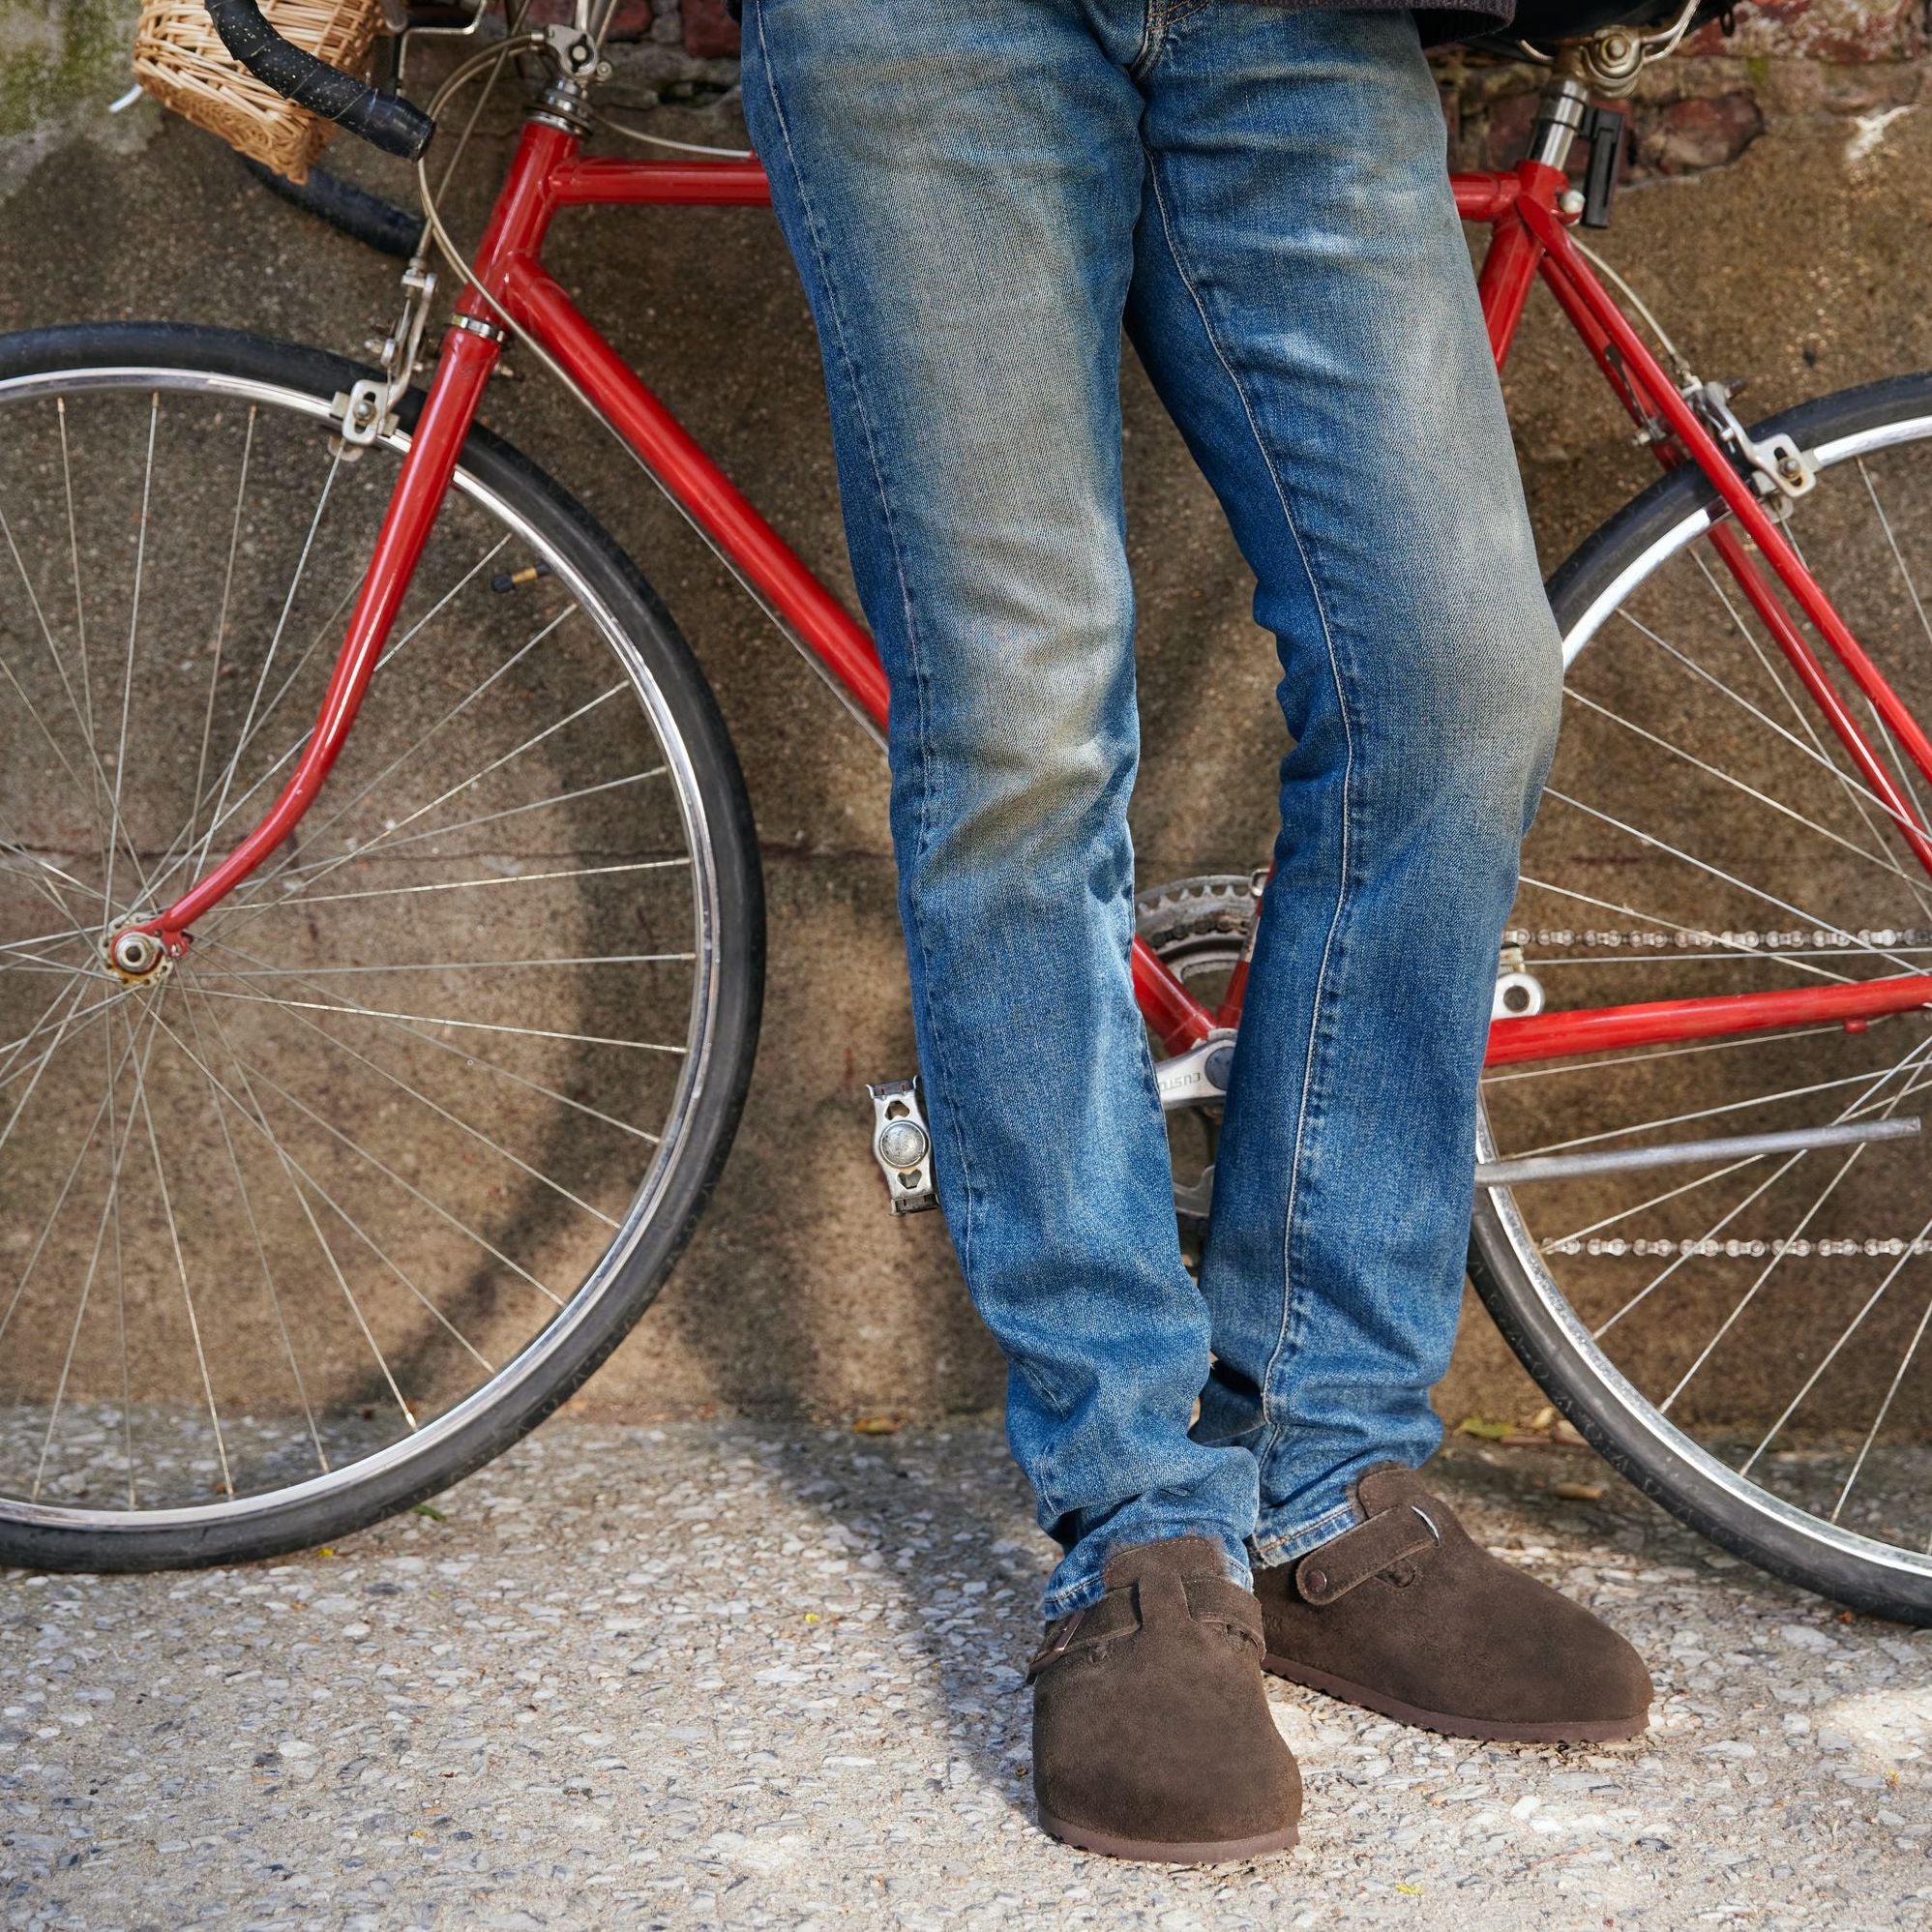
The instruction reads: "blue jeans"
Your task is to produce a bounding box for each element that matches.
[741,0,1561,1618]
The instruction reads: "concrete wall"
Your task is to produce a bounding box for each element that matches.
[1,1,1929,1435]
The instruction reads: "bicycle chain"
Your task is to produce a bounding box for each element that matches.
[1503,924,1932,952]
[1513,919,1932,1261]
[1543,1234,1932,1260]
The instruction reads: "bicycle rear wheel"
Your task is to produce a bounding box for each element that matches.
[1471,372,1932,1623]
[0,324,763,1569]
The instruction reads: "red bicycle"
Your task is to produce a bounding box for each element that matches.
[3,1,1929,1620]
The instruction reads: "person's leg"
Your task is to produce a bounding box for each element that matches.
[738,0,1259,1618]
[1121,5,1563,1558]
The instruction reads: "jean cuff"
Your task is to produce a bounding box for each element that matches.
[1248,1493,1364,1568]
[1039,1531,1256,1623]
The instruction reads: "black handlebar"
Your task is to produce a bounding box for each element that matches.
[205,0,436,162]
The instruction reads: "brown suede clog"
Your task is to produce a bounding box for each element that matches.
[1254,1465,1652,1744]
[1030,1536,1301,1863]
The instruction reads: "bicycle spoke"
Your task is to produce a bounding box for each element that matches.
[1562,684,1917,885]
[153,535,514,904]
[32,998,156,1501]
[144,533,514,908]
[178,993,327,1476]
[56,398,101,819]
[189,981,690,1055]
[1543,788,1924,977]
[0,842,102,930]
[0,980,101,1155]
[195,445,344,897]
[214,976,622,1228]
[201,933,663,1146]
[231,607,581,903]
[1516,872,1853,986]
[1590,1030,1932,1337]
[0,974,85,1083]
[1686,548,1926,906]
[0,988,132,1102]
[191,950,693,979]
[0,923,98,960]
[1616,603,1925,845]
[1742,1200,1932,1477]
[104,396,161,919]
[173,407,255,885]
[0,1005,147,1351]
[208,1038,564,1306]
[187,995,419,1433]
[0,648,111,874]
[227,652,610,914]
[231,764,667,887]
[128,984,233,1497]
[1851,461,1932,844]
[216,855,691,921]
[1829,1264,1932,1523]
[1510,1057,1928,1163]
[102,1019,134,1508]
[0,507,113,868]
[148,575,366,902]
[157,1000,497,1375]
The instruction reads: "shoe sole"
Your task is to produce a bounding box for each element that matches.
[1264,1652,1648,1744]
[1038,1809,1299,1865]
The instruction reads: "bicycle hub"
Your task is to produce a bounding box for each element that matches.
[104,927,171,984]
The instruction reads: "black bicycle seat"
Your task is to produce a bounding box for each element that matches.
[1455,0,1733,54]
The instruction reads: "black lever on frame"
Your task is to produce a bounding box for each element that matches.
[204,0,436,161]
[1579,104,1626,230]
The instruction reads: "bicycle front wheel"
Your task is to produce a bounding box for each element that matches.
[1472,372,1932,1623]
[0,325,763,1569]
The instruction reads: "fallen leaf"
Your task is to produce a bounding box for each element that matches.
[1456,1416,1511,1441]
[852,1413,904,1435]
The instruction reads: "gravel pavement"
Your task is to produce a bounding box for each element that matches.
[0,1421,1927,1930]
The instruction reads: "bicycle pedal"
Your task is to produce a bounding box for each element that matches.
[867,1078,936,1215]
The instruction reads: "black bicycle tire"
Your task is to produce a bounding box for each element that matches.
[1470,369,1932,1625]
[237,154,427,259]
[0,322,766,1572]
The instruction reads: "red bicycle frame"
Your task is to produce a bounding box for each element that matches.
[130,121,1932,1071]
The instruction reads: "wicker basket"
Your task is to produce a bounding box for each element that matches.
[134,1,386,183]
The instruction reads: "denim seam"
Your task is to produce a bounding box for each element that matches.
[1139,142,1362,1482]
[1250,1495,1363,1565]
[1133,0,1213,79]
[749,10,985,1323]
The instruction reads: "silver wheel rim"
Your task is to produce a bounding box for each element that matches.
[0,359,726,1535]
[1481,402,1932,1595]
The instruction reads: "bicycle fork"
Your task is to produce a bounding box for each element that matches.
[108,307,504,977]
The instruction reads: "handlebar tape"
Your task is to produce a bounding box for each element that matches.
[204,0,435,161]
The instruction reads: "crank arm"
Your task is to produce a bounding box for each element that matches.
[1155,1035,1236,1111]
